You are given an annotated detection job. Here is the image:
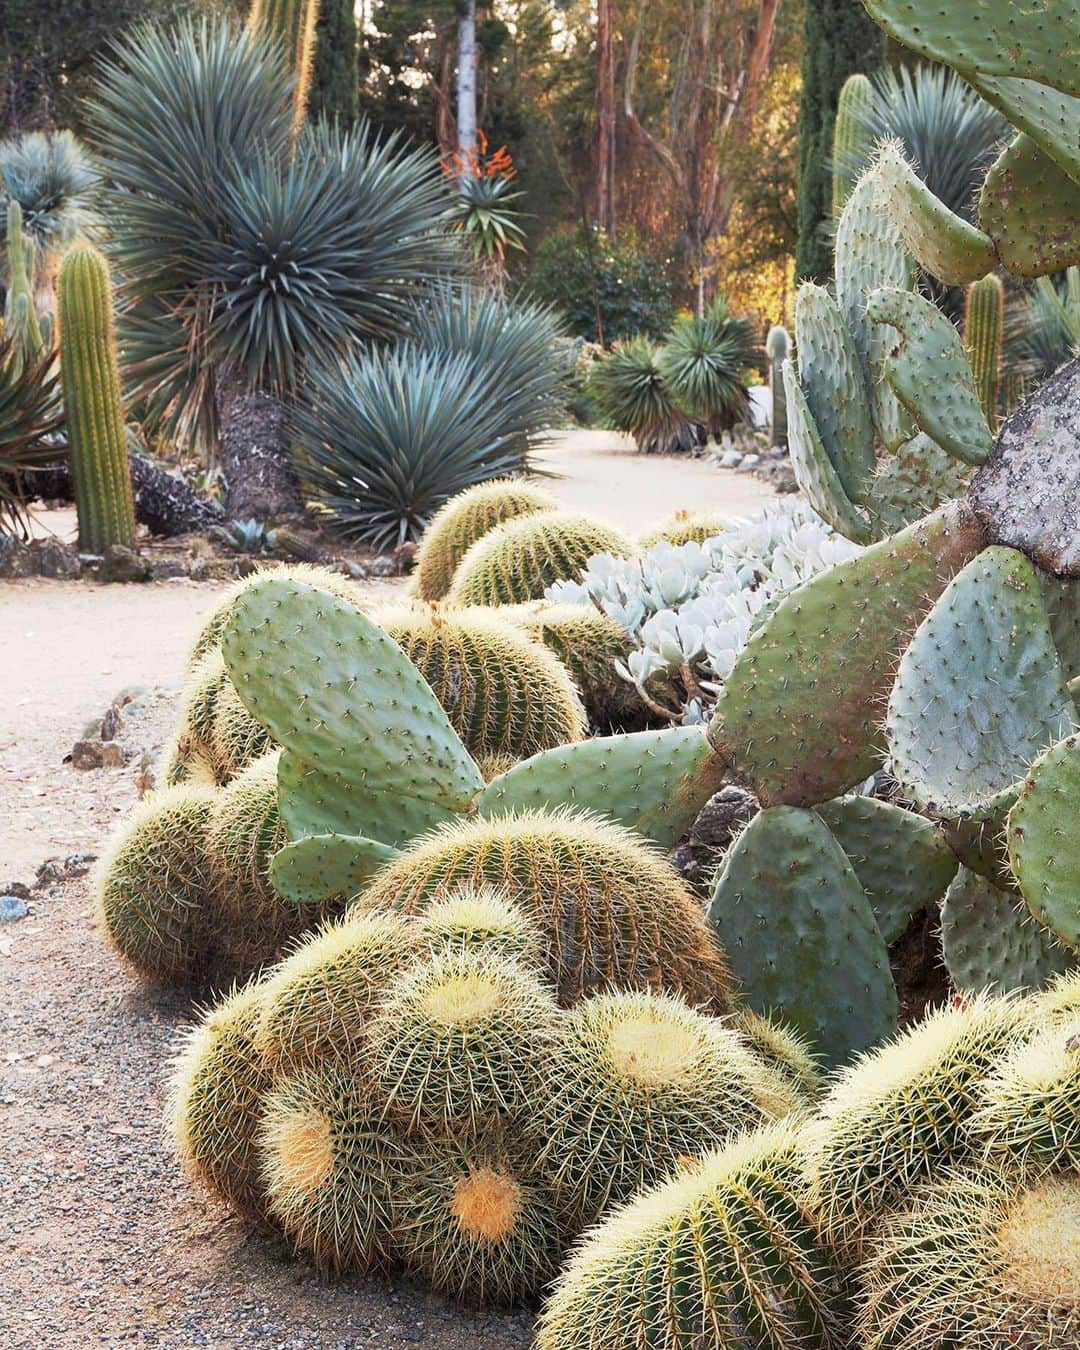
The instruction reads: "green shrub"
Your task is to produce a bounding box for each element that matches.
[526,225,675,344]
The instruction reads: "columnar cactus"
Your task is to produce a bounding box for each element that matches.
[963,273,1004,429]
[831,72,876,218]
[246,0,321,132]
[4,201,44,359]
[765,323,790,448]
[56,244,137,552]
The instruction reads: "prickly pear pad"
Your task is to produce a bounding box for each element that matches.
[782,360,871,543]
[220,577,484,809]
[866,287,993,465]
[270,833,402,904]
[816,794,957,943]
[979,133,1080,278]
[707,805,897,1066]
[887,547,1075,821]
[709,503,986,807]
[1008,735,1080,951]
[475,726,729,849]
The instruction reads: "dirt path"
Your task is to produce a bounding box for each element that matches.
[0,435,778,1346]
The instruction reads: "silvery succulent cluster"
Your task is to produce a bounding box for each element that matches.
[547,497,862,721]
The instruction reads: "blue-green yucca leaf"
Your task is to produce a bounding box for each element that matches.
[0,131,101,267]
[292,344,535,547]
[589,335,696,453]
[656,300,758,433]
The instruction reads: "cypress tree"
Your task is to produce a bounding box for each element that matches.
[795,0,883,281]
[308,0,359,127]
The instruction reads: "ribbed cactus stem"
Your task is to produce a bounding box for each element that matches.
[832,73,876,219]
[247,0,321,132]
[5,200,44,360]
[963,273,1004,431]
[57,244,137,552]
[765,325,790,448]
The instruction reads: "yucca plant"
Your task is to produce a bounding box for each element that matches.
[831,64,1009,226]
[293,344,541,547]
[589,336,698,454]
[0,131,101,277]
[0,333,64,532]
[657,300,758,437]
[90,20,456,520]
[1008,268,1080,386]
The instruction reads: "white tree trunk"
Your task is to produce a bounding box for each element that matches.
[457,0,478,183]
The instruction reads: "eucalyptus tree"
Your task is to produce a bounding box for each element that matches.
[90,20,457,518]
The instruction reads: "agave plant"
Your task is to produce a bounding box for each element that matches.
[589,337,697,454]
[451,175,526,267]
[90,19,456,518]
[832,64,1009,225]
[293,344,541,547]
[657,301,758,437]
[0,333,64,532]
[0,131,101,273]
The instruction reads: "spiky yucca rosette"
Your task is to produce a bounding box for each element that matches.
[537,1123,848,1350]
[355,807,735,1012]
[856,1170,1080,1350]
[536,990,799,1221]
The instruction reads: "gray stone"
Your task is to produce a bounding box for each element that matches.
[689,785,758,847]
[718,450,742,469]
[0,534,33,577]
[100,545,152,584]
[69,739,126,770]
[1,882,31,901]
[36,853,96,887]
[0,895,28,921]
[150,558,188,581]
[100,704,123,741]
[369,556,396,578]
[338,560,370,580]
[29,537,81,578]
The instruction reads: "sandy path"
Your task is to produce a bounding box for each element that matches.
[536,430,773,535]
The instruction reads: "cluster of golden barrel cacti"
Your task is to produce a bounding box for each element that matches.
[541,977,1080,1349]
[171,865,814,1304]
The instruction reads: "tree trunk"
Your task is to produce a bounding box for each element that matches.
[215,366,304,522]
[456,0,478,174]
[595,0,616,234]
[20,452,224,538]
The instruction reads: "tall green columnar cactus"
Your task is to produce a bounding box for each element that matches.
[246,0,321,132]
[4,201,44,361]
[57,245,137,552]
[832,72,875,218]
[765,325,789,447]
[963,274,1003,430]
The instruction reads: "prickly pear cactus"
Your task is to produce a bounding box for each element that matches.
[1007,734,1080,951]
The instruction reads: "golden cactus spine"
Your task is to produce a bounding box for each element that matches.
[56,244,137,552]
[246,0,321,133]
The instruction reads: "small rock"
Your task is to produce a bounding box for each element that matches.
[100,545,152,584]
[718,450,742,468]
[99,741,126,768]
[69,740,107,770]
[338,560,370,580]
[689,785,757,847]
[735,452,761,470]
[0,882,31,901]
[368,556,396,578]
[188,558,236,581]
[29,537,81,578]
[100,704,123,741]
[0,534,34,578]
[0,896,28,922]
[150,558,188,581]
[35,853,96,887]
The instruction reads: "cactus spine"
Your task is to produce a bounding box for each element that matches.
[246,0,321,133]
[831,73,875,218]
[963,273,1004,430]
[56,244,136,552]
[4,201,44,360]
[765,324,790,448]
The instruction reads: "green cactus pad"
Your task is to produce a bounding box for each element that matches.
[270,833,401,904]
[971,75,1080,187]
[275,751,456,845]
[794,284,876,502]
[474,726,730,849]
[866,287,994,465]
[220,577,483,809]
[816,795,958,943]
[941,817,1016,890]
[887,547,1075,820]
[941,864,1076,993]
[706,805,897,1066]
[979,133,1080,277]
[863,433,973,537]
[1008,735,1080,951]
[834,170,916,451]
[709,503,986,807]
[782,360,871,543]
[861,0,1080,99]
[873,141,996,284]
[1044,577,1080,681]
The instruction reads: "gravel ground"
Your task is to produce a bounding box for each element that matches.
[0,692,536,1348]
